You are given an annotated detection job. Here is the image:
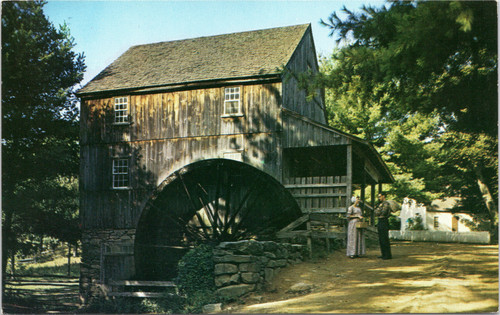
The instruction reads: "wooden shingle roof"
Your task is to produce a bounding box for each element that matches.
[78,24,310,96]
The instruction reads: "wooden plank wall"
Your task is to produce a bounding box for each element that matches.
[81,83,282,145]
[282,30,325,124]
[281,112,349,149]
[81,134,281,230]
[281,111,352,214]
[81,83,283,230]
[283,176,348,214]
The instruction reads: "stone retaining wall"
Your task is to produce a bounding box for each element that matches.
[80,235,306,303]
[213,240,307,299]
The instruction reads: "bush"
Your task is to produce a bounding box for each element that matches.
[84,244,218,314]
[140,297,184,314]
[176,243,220,313]
[83,296,184,314]
[388,215,401,230]
[183,289,218,314]
[407,215,425,230]
[83,297,141,313]
[176,244,216,295]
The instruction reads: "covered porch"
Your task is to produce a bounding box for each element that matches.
[278,109,394,252]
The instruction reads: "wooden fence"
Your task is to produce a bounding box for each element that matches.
[3,274,80,313]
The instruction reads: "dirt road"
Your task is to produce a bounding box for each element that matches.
[227,241,498,313]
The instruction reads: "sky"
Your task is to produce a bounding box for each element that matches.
[44,0,386,87]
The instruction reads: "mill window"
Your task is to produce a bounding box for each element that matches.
[223,87,241,115]
[114,97,129,124]
[112,158,129,189]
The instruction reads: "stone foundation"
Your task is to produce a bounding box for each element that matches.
[80,229,136,303]
[80,234,306,303]
[213,240,307,298]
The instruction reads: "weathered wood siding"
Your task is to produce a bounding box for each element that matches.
[81,83,282,144]
[281,111,350,148]
[282,29,325,124]
[281,111,352,213]
[284,176,348,214]
[80,83,283,229]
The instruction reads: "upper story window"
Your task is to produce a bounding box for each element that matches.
[112,158,129,189]
[114,97,129,124]
[223,87,241,116]
[433,216,439,228]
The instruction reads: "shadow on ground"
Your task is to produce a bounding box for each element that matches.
[227,241,499,314]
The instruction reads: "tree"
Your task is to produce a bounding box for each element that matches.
[2,1,85,276]
[438,131,498,222]
[322,1,497,136]
[320,55,446,204]
[316,1,497,225]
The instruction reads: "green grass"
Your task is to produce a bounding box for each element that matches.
[9,255,81,278]
[16,256,81,277]
[4,255,81,313]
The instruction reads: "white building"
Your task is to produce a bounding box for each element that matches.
[427,197,474,232]
[393,197,489,244]
[401,197,473,232]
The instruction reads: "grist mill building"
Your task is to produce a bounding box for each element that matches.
[76,24,393,300]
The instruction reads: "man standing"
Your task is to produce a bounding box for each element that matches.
[374,192,392,260]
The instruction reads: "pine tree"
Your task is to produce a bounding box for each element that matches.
[2,0,85,276]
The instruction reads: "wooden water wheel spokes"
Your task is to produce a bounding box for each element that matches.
[178,164,270,242]
[135,159,302,280]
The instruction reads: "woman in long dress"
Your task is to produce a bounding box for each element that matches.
[346,196,366,258]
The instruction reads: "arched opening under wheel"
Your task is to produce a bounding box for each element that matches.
[135,159,302,280]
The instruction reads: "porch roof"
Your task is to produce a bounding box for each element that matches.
[282,109,394,184]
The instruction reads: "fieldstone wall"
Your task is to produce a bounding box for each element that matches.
[213,240,307,299]
[80,235,306,303]
[80,229,135,303]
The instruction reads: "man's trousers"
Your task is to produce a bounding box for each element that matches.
[377,218,392,259]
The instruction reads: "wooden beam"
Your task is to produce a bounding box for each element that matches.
[346,144,353,210]
[361,160,366,215]
[292,193,346,198]
[277,214,309,233]
[284,183,346,189]
[108,292,178,298]
[277,231,311,238]
[311,231,346,239]
[306,207,346,214]
[364,159,381,183]
[109,280,177,287]
[309,215,345,225]
[371,184,376,225]
[78,75,282,98]
[325,223,330,253]
[307,220,312,259]
[5,282,78,287]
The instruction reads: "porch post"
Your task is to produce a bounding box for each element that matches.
[361,162,366,216]
[370,184,375,225]
[346,144,352,209]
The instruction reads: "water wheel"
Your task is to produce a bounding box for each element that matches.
[135,159,301,280]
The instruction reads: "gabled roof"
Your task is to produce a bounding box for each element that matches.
[77,24,311,96]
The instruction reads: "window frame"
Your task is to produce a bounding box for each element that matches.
[433,216,439,228]
[222,86,243,117]
[112,158,130,189]
[114,96,130,124]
